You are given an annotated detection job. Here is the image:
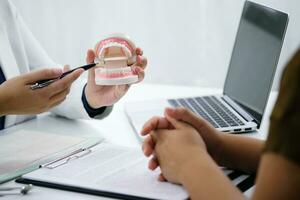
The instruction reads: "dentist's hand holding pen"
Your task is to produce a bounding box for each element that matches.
[0,66,83,115]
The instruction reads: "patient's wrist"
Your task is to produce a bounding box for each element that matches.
[179,148,212,183]
[211,133,226,166]
[180,150,218,195]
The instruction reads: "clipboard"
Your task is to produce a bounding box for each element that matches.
[16,144,157,200]
[15,142,255,200]
[16,142,189,200]
[0,129,102,184]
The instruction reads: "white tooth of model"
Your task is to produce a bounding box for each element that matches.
[94,33,139,86]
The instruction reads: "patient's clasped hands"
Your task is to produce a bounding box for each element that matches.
[141,107,224,184]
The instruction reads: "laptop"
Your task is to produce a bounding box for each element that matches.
[125,1,289,135]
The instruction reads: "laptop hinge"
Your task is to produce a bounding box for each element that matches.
[222,95,255,122]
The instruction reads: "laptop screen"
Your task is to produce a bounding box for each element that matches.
[223,1,288,124]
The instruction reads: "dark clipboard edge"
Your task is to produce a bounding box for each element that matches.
[15,174,254,199]
[15,177,163,200]
[15,175,254,199]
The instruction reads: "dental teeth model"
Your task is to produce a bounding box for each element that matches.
[94,34,139,85]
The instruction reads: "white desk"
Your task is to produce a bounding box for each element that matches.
[0,83,277,200]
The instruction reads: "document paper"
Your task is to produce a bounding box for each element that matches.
[0,130,86,175]
[22,142,188,200]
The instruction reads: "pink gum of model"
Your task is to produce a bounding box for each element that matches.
[94,34,138,85]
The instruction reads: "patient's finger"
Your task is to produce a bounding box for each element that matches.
[165,107,214,131]
[148,155,159,171]
[141,116,170,136]
[165,115,191,130]
[158,173,167,182]
[142,135,155,157]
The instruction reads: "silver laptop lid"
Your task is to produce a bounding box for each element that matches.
[223,1,288,126]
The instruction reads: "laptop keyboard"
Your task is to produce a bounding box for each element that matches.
[168,96,244,128]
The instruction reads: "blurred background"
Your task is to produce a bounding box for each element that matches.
[11,0,300,90]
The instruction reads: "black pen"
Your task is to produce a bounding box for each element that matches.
[30,63,97,90]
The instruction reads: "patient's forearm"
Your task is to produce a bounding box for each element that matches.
[219,134,264,173]
[181,150,245,200]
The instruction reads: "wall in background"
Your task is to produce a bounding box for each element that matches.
[11,0,300,89]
